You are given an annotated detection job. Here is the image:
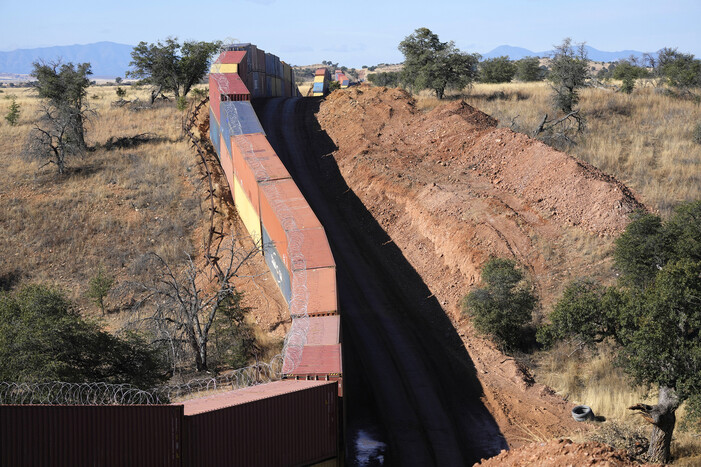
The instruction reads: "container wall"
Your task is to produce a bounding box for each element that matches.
[233,174,262,246]
[232,132,290,182]
[0,405,182,467]
[290,344,342,376]
[263,225,292,304]
[209,107,221,158]
[306,315,341,346]
[221,101,265,137]
[231,138,261,218]
[294,266,337,316]
[183,382,338,467]
[220,134,235,188]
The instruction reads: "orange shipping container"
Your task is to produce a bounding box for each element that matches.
[305,315,340,346]
[231,133,291,183]
[293,266,337,316]
[259,179,323,271]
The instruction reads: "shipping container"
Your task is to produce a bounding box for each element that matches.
[257,49,266,73]
[209,107,221,158]
[313,82,325,92]
[0,405,183,467]
[306,315,341,346]
[220,133,235,188]
[289,344,342,377]
[182,380,339,467]
[232,132,290,182]
[263,225,292,303]
[266,73,274,97]
[210,63,238,74]
[315,68,328,76]
[209,73,251,118]
[314,75,325,84]
[275,77,282,97]
[293,266,338,316]
[259,179,323,270]
[233,173,262,246]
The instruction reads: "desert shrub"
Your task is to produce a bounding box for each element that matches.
[463,258,537,352]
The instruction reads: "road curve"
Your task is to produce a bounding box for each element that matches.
[254,96,507,466]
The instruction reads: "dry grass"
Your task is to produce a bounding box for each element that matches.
[0,85,205,315]
[534,340,701,463]
[415,81,701,216]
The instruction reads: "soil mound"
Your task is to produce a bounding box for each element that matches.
[475,439,659,466]
[317,85,648,449]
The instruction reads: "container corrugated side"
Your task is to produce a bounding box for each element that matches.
[183,381,338,467]
[0,405,182,467]
[263,225,292,303]
[233,132,290,182]
[233,173,262,247]
[219,134,235,188]
[231,137,262,219]
[293,265,337,316]
[209,107,221,158]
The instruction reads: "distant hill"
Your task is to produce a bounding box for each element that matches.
[0,42,134,78]
[481,44,647,62]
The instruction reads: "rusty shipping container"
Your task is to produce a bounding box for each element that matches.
[289,344,343,378]
[292,265,338,316]
[182,380,339,467]
[0,405,183,467]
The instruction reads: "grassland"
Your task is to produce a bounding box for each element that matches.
[417,81,701,217]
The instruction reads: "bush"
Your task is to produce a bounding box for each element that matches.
[462,258,537,352]
[4,98,20,126]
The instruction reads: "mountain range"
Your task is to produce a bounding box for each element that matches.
[481,44,647,62]
[0,42,134,77]
[0,42,649,77]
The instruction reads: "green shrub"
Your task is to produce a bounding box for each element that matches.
[462,258,537,352]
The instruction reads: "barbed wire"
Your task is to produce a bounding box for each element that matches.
[0,381,165,405]
[0,356,284,405]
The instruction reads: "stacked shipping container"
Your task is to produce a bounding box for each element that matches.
[208,47,342,393]
[313,68,331,96]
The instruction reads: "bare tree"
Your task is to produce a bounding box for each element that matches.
[25,103,87,174]
[137,236,259,373]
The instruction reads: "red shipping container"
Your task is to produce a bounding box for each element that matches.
[306,315,341,346]
[182,380,339,467]
[218,50,246,65]
[0,405,183,467]
[290,344,342,377]
[209,73,250,119]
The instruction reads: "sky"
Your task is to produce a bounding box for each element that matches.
[1,0,699,68]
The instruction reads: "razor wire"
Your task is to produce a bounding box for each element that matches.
[210,52,311,376]
[0,382,165,405]
[0,358,284,405]
[156,355,283,401]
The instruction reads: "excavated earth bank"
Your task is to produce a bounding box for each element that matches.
[316,86,645,451]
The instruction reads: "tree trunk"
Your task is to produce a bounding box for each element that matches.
[629,386,680,464]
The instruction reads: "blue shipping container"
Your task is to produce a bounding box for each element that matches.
[220,101,266,155]
[262,226,292,304]
[313,82,325,92]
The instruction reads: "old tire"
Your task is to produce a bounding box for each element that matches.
[572,405,594,422]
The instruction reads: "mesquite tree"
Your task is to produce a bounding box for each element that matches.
[541,201,701,463]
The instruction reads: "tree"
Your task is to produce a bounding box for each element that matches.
[399,27,480,99]
[128,38,222,103]
[463,258,537,352]
[25,61,93,175]
[542,200,701,463]
[367,72,402,88]
[138,236,259,372]
[0,284,168,388]
[4,98,20,126]
[32,61,92,150]
[548,38,589,112]
[115,76,122,84]
[115,86,127,98]
[656,48,701,89]
[479,56,516,83]
[612,60,649,94]
[87,267,114,315]
[516,57,544,82]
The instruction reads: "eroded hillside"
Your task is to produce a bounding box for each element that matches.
[316,85,645,446]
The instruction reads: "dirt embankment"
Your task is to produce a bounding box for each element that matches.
[476,438,661,466]
[316,86,645,449]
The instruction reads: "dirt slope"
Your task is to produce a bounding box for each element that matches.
[316,86,645,447]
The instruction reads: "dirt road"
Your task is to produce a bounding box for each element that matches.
[254,97,507,465]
